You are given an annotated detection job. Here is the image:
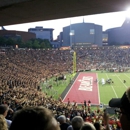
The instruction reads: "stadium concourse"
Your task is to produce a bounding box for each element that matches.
[1,46,130,130]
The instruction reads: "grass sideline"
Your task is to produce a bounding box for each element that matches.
[41,71,130,105]
[41,73,76,99]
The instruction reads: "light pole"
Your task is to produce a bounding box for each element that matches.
[70,30,75,49]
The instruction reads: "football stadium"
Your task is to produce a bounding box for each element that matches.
[1,46,130,130]
[1,1,130,130]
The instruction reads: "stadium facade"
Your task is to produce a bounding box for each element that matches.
[28,26,54,42]
[103,17,130,45]
[1,18,130,48]
[58,22,102,47]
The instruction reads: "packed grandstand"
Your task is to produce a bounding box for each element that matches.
[1,46,130,130]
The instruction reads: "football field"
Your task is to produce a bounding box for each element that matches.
[98,72,130,104]
[61,72,130,105]
[41,71,130,105]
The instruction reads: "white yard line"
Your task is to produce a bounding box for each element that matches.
[115,74,128,89]
[96,73,100,104]
[124,73,130,79]
[106,73,118,98]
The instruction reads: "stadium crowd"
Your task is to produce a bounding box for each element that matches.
[76,47,130,71]
[0,47,130,130]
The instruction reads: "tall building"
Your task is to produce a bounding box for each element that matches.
[28,26,54,41]
[58,22,102,47]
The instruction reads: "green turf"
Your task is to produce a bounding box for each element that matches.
[98,72,129,104]
[41,71,130,105]
[41,73,76,99]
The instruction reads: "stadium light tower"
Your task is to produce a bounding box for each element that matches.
[69,19,75,49]
[70,30,75,48]
[69,19,76,73]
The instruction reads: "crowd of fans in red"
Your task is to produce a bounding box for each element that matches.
[0,47,130,130]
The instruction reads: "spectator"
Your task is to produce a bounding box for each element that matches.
[67,116,84,130]
[0,115,8,130]
[10,106,60,130]
[109,87,130,130]
[84,100,87,108]
[57,115,70,130]
[80,122,96,130]
[94,122,101,130]
[102,112,110,130]
[1,47,130,130]
[0,104,12,129]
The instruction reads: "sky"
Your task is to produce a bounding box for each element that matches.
[3,10,130,40]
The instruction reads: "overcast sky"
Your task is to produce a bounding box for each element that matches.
[3,11,129,40]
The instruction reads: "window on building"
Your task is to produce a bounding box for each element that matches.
[102,34,108,42]
[70,30,75,35]
[90,29,95,34]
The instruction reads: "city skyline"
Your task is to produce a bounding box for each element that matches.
[2,11,129,40]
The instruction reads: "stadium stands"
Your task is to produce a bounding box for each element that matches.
[1,46,130,129]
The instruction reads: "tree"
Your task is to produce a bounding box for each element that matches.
[6,38,15,46]
[40,41,45,48]
[32,40,40,49]
[0,37,52,49]
[0,36,7,46]
[26,40,33,48]
[43,39,52,48]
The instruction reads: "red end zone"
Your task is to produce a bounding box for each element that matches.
[62,73,100,105]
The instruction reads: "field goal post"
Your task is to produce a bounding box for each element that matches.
[73,51,76,73]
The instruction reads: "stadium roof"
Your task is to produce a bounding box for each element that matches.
[0,0,130,26]
[122,17,130,27]
[105,17,130,31]
[28,26,54,31]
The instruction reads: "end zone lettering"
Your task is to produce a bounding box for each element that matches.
[78,76,93,91]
